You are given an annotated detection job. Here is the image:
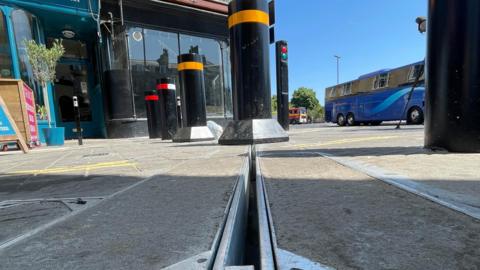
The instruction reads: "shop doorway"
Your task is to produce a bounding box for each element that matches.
[52,39,103,139]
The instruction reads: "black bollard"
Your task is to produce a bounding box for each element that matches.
[219,0,289,145]
[144,90,161,139]
[173,54,215,142]
[425,0,480,152]
[156,78,178,140]
[73,96,83,146]
[276,40,290,131]
[176,96,182,128]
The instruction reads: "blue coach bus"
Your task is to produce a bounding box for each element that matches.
[325,61,425,126]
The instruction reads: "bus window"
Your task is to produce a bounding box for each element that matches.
[409,64,424,82]
[342,83,352,96]
[374,73,389,89]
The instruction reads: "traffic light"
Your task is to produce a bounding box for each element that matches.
[276,40,289,130]
[280,45,288,61]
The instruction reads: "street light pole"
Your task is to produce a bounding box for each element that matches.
[334,55,341,84]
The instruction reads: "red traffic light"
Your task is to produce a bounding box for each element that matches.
[281,46,288,53]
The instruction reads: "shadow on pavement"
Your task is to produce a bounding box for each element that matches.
[260,146,451,157]
[0,172,236,270]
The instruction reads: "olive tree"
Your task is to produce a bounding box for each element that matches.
[25,39,64,127]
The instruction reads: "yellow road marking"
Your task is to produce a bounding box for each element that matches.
[11,160,138,175]
[286,135,402,149]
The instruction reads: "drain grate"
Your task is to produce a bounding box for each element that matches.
[82,153,109,158]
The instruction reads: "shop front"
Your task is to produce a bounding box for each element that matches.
[0,0,232,139]
[100,0,232,138]
[0,0,105,140]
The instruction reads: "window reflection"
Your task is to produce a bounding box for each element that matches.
[180,34,224,117]
[48,39,88,59]
[55,63,92,122]
[126,25,231,119]
[127,27,147,118]
[12,9,36,89]
[0,10,13,78]
[143,29,179,103]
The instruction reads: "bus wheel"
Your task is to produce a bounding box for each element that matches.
[346,113,357,126]
[407,107,424,125]
[337,114,346,126]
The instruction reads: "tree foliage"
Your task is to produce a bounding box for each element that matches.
[291,87,325,121]
[25,39,64,125]
[271,95,277,114]
[291,87,320,110]
[25,39,64,86]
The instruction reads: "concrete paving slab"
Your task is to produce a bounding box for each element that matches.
[0,142,247,270]
[259,150,480,270]
[0,202,69,244]
[273,124,480,219]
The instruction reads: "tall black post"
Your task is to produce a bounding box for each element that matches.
[144,90,161,139]
[425,0,480,152]
[219,0,289,145]
[73,96,83,146]
[156,78,178,140]
[173,53,214,142]
[276,40,289,131]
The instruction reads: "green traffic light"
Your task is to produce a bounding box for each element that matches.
[281,53,288,60]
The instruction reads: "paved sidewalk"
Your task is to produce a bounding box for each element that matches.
[0,139,248,270]
[259,143,480,270]
[280,124,480,218]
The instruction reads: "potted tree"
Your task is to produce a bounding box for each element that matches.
[25,39,65,146]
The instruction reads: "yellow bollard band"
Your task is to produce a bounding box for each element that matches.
[228,9,269,28]
[177,61,204,71]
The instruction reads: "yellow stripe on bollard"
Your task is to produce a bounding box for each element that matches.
[177,61,204,71]
[228,10,269,28]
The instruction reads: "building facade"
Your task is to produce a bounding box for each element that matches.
[0,0,232,139]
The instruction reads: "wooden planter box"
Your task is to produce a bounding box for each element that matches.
[0,79,40,147]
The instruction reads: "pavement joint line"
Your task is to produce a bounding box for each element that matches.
[0,196,106,206]
[283,135,402,149]
[0,159,188,252]
[314,151,480,221]
[9,160,138,175]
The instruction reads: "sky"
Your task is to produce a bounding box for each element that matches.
[269,0,428,105]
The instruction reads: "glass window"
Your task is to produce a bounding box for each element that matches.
[0,10,13,78]
[127,27,147,118]
[180,34,224,117]
[409,64,424,82]
[54,63,92,122]
[222,43,232,117]
[48,38,88,59]
[374,73,389,89]
[12,9,36,89]
[143,28,180,100]
[342,83,352,96]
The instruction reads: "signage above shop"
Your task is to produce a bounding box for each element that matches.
[5,0,99,14]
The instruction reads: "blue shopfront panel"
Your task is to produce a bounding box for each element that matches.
[0,0,98,14]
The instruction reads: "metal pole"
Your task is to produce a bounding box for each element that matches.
[334,55,340,84]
